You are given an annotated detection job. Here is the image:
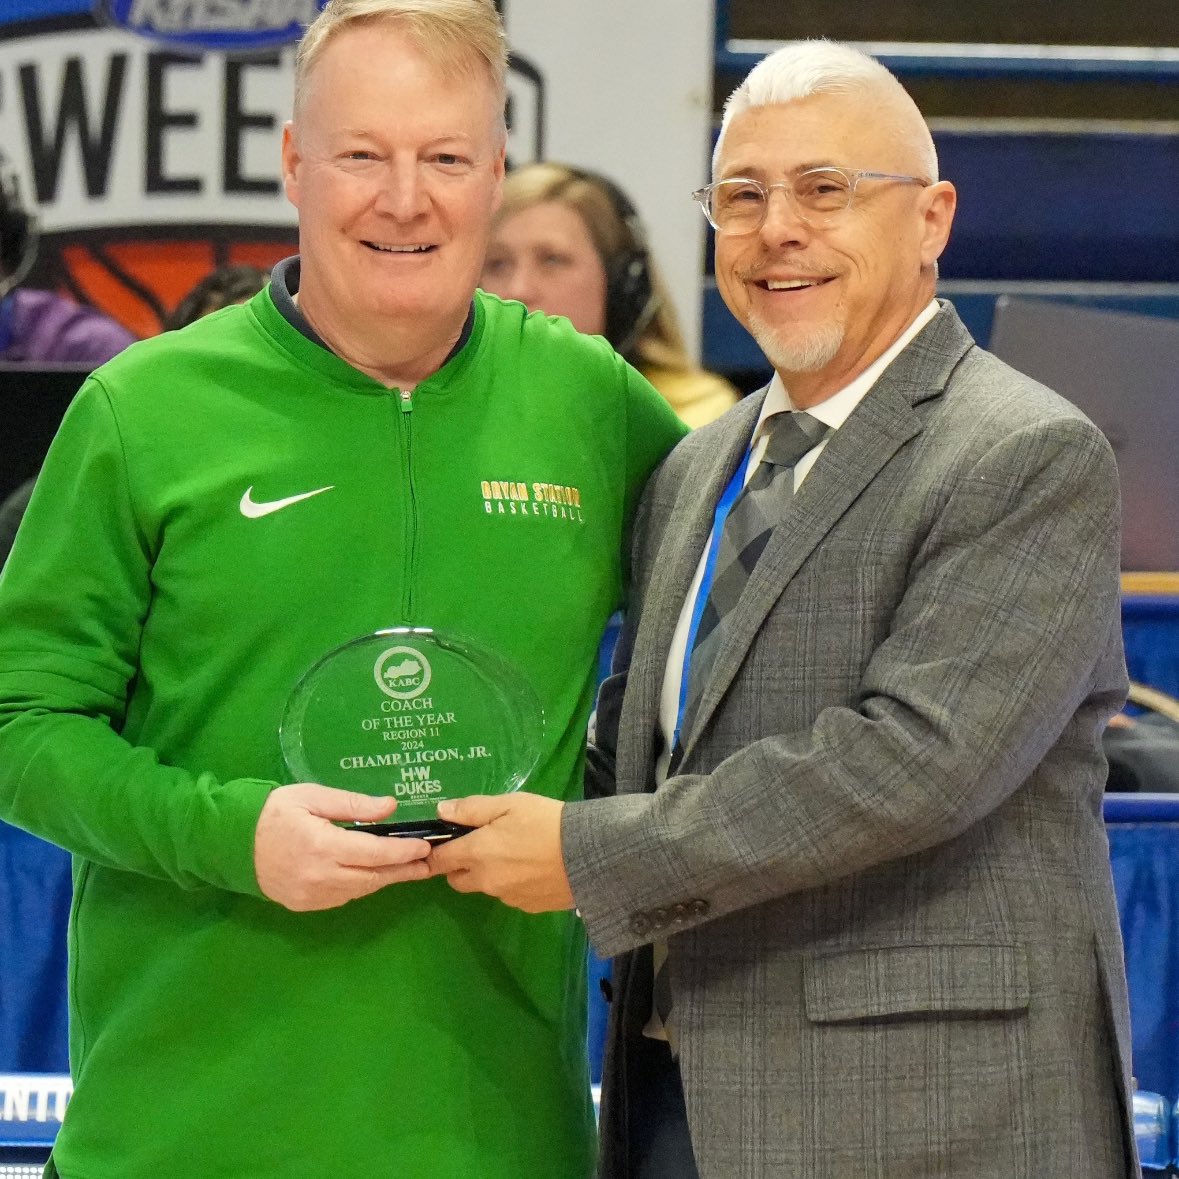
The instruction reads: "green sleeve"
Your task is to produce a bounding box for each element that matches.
[0,379,270,896]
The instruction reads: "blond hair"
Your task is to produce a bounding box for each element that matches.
[294,0,507,125]
[496,162,694,373]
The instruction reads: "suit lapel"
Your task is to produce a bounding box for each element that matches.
[618,393,766,791]
[678,304,976,763]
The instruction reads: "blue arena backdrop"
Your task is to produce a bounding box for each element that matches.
[6,0,89,18]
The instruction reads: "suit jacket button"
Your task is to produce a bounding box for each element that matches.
[691,899,709,917]
[631,914,652,936]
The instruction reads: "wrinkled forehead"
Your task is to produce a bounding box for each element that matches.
[295,28,505,152]
[299,20,504,128]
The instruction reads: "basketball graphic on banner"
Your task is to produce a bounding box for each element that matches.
[40,232,297,339]
[1,3,317,337]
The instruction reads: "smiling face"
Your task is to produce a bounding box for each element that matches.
[714,88,955,406]
[281,20,506,379]
[481,200,609,336]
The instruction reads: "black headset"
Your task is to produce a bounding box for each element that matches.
[0,155,37,296]
[562,166,659,359]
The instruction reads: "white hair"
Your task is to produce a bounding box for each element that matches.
[714,39,939,182]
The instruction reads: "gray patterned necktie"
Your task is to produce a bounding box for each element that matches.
[674,410,829,763]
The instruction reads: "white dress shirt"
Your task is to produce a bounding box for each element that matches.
[655,300,940,782]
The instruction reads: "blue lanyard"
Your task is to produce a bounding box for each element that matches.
[0,294,14,355]
[673,446,754,749]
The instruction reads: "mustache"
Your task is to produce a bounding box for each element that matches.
[737,261,837,284]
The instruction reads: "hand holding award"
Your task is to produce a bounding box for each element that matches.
[281,628,544,842]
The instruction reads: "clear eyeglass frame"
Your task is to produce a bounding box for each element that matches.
[692,167,931,233]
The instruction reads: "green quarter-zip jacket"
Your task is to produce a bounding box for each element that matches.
[0,282,687,1178]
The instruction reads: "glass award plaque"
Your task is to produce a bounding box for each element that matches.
[280,628,543,841]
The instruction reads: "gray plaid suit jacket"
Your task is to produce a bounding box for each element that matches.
[564,303,1138,1178]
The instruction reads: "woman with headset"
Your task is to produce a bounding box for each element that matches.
[482,162,739,429]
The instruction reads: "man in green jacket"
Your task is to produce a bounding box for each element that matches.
[0,2,685,1176]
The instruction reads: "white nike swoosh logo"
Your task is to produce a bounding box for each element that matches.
[239,485,335,519]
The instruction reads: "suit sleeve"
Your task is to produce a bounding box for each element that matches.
[0,380,271,895]
[563,413,1125,957]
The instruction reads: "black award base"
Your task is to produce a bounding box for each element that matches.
[345,819,475,843]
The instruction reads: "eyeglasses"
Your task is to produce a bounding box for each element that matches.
[692,167,931,234]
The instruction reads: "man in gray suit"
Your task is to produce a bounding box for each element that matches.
[433,40,1136,1179]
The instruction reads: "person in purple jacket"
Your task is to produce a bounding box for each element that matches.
[0,157,135,364]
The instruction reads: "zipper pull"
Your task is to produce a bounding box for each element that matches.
[398,388,413,414]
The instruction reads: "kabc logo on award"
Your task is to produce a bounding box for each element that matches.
[374,646,432,701]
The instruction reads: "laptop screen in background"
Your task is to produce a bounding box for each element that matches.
[988,297,1179,572]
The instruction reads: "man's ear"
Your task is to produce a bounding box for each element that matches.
[490,141,507,215]
[280,122,301,208]
[919,181,957,266]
